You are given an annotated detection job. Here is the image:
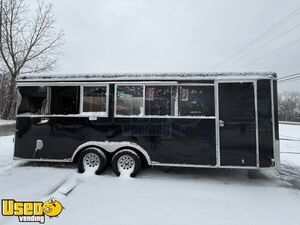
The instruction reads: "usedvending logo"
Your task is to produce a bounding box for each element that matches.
[1,198,63,223]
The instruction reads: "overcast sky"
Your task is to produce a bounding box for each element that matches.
[42,0,300,92]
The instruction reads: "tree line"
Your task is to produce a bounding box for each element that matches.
[278,91,300,122]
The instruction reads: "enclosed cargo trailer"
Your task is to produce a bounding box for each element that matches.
[14,72,279,177]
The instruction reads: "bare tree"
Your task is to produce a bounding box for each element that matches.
[0,0,64,119]
[0,72,10,115]
[278,91,300,122]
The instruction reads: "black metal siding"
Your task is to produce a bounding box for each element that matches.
[14,117,216,165]
[257,80,274,167]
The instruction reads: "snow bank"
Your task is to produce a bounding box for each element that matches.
[0,119,15,126]
[279,124,300,166]
[0,136,21,175]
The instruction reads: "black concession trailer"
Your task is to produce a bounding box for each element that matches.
[14,72,280,177]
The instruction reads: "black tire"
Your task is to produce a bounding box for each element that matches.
[111,150,141,177]
[78,147,107,175]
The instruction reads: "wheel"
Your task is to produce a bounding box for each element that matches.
[78,147,107,175]
[111,150,141,177]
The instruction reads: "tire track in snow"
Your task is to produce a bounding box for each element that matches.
[46,170,97,200]
[275,164,300,190]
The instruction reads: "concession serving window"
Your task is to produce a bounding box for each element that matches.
[114,83,215,118]
[179,86,215,117]
[81,85,109,116]
[51,86,80,115]
[17,86,49,115]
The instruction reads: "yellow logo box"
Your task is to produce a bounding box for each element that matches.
[1,198,63,223]
[2,200,44,216]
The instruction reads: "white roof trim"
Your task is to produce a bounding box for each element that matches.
[16,71,277,82]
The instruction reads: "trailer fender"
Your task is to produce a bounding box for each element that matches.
[72,141,152,166]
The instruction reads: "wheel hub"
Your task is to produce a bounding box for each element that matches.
[83,153,100,168]
[117,155,135,170]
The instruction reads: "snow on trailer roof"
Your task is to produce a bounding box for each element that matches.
[16,72,277,82]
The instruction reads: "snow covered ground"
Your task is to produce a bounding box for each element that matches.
[279,124,300,166]
[0,124,300,225]
[0,119,15,126]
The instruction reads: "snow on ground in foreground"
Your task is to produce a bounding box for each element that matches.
[0,119,15,126]
[0,125,300,225]
[0,136,22,174]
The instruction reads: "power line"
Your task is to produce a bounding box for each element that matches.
[279,79,300,84]
[278,72,300,80]
[279,76,300,83]
[277,72,300,85]
[224,23,300,69]
[239,37,300,68]
[211,7,300,70]
[278,76,300,84]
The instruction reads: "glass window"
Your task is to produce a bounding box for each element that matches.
[116,85,143,116]
[17,86,49,115]
[50,86,80,115]
[179,86,214,116]
[83,86,107,114]
[145,86,176,116]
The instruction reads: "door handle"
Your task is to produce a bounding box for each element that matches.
[219,120,224,127]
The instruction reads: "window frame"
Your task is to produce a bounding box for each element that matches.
[114,83,145,118]
[178,83,215,118]
[50,86,81,115]
[80,84,109,117]
[16,86,51,116]
[16,82,215,119]
[16,83,110,118]
[144,85,177,117]
[114,82,215,119]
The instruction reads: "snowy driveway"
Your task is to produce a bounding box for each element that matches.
[0,123,300,225]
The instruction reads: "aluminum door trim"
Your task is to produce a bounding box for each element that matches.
[216,81,258,167]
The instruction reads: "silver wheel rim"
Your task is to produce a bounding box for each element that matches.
[83,153,100,169]
[117,155,135,171]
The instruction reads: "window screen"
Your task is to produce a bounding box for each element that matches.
[116,85,143,116]
[17,86,49,115]
[50,86,80,115]
[83,86,107,114]
[179,86,214,116]
[145,86,176,116]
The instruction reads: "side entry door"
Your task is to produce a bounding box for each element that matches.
[218,82,257,167]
